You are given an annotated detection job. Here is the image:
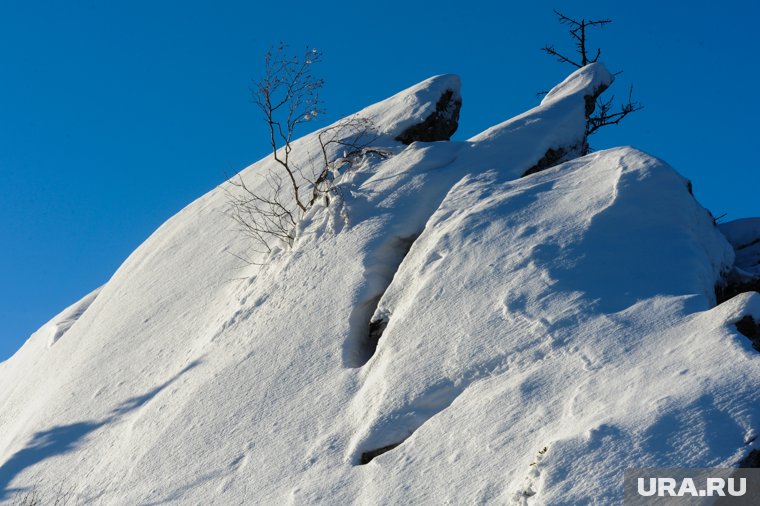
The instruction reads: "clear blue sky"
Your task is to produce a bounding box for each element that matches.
[1,0,758,361]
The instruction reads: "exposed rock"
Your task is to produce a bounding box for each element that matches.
[740,449,760,468]
[523,145,572,177]
[395,89,461,144]
[521,82,608,178]
[736,315,759,339]
[716,274,760,304]
[715,219,760,303]
[584,83,608,116]
[359,442,402,465]
[367,317,388,355]
[735,315,760,352]
[720,219,760,269]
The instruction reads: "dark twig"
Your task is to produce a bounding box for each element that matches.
[540,10,611,68]
[541,10,641,152]
[586,85,643,136]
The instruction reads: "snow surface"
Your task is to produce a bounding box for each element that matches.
[1,63,759,505]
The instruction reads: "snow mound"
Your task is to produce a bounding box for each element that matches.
[468,63,613,177]
[347,148,750,505]
[540,61,612,106]
[355,74,461,139]
[1,65,757,506]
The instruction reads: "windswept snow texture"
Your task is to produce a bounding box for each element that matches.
[44,288,102,347]
[1,63,759,505]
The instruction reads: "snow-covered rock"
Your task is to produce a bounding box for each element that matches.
[1,63,758,505]
[394,87,461,144]
[720,219,760,273]
[471,62,613,177]
[720,218,760,278]
[718,218,760,303]
[353,73,462,142]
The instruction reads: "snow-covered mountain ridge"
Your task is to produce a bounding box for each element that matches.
[1,64,759,505]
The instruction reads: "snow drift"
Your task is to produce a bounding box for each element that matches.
[1,63,759,505]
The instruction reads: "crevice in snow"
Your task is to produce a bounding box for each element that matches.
[349,354,514,466]
[364,234,418,357]
[366,315,389,356]
[344,233,419,368]
[349,381,465,466]
[358,442,403,465]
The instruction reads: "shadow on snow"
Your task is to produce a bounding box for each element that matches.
[0,359,201,500]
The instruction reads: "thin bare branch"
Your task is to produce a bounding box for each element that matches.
[542,10,642,152]
[541,45,582,68]
[546,10,611,69]
[587,85,643,136]
[224,45,381,262]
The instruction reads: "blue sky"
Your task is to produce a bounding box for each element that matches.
[1,0,758,361]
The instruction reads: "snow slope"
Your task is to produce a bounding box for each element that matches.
[1,63,758,505]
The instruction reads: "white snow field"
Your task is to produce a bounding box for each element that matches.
[1,63,759,505]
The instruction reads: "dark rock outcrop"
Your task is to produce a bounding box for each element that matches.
[521,82,608,178]
[522,146,572,177]
[716,273,760,304]
[367,317,388,355]
[717,219,760,303]
[740,449,760,468]
[584,83,608,116]
[736,315,760,352]
[395,89,461,144]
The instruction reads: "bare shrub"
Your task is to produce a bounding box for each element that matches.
[11,483,77,505]
[225,45,382,258]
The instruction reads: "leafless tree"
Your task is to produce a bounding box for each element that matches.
[225,45,382,258]
[542,10,642,151]
[254,44,324,214]
[586,84,641,136]
[542,10,611,68]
